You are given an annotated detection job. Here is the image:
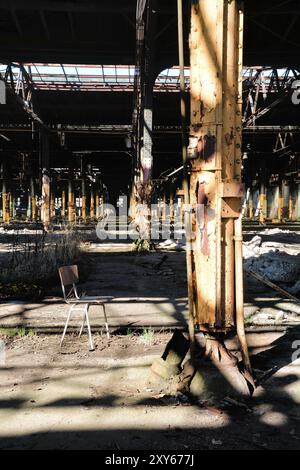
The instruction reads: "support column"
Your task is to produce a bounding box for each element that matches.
[289,180,294,220]
[95,191,99,220]
[30,177,37,222]
[131,0,157,230]
[68,160,75,224]
[81,161,87,223]
[39,130,50,231]
[296,183,300,220]
[50,187,55,221]
[90,187,95,220]
[61,187,66,221]
[249,188,253,218]
[1,160,10,224]
[259,160,267,224]
[170,190,174,223]
[278,180,283,222]
[282,179,290,220]
[27,186,32,220]
[188,0,252,379]
[9,191,15,219]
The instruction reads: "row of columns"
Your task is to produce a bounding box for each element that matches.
[1,171,105,226]
[243,180,300,223]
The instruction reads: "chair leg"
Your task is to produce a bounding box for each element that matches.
[102,304,110,339]
[85,305,94,351]
[61,306,73,346]
[79,312,85,337]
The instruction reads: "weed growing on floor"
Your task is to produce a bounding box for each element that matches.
[0,327,35,338]
[138,328,155,346]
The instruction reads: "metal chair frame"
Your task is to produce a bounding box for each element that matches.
[58,265,110,351]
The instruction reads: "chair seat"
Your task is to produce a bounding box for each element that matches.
[68,295,113,304]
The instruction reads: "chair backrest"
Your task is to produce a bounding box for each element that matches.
[58,265,79,286]
[58,265,79,301]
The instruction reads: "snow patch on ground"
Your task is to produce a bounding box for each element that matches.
[243,235,300,283]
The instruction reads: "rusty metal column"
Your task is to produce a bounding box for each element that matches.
[30,177,37,222]
[9,191,14,220]
[249,190,253,218]
[141,81,155,187]
[189,1,251,374]
[1,160,10,224]
[50,186,55,221]
[131,0,157,232]
[288,180,294,220]
[296,183,300,221]
[61,187,66,221]
[259,177,267,224]
[90,186,95,220]
[81,159,87,223]
[68,159,75,224]
[39,130,50,231]
[278,179,283,222]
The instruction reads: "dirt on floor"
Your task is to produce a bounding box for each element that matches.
[1,329,300,450]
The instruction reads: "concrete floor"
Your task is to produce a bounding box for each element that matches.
[0,229,300,449]
[1,330,300,450]
[0,233,300,333]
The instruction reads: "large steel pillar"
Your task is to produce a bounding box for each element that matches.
[296,183,300,220]
[39,130,50,230]
[188,0,251,377]
[258,159,267,224]
[278,179,283,222]
[90,186,95,220]
[141,82,154,186]
[1,160,10,224]
[30,177,37,222]
[61,187,66,221]
[68,159,75,224]
[81,158,87,222]
[131,0,157,228]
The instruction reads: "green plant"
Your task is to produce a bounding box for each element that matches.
[139,328,154,345]
[0,327,35,338]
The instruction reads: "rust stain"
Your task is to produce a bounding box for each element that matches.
[224,129,234,146]
[197,134,216,162]
[197,182,209,256]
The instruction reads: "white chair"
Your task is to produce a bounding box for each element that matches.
[58,265,111,350]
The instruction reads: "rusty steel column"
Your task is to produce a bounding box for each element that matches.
[39,130,50,230]
[131,0,157,237]
[9,191,14,220]
[249,188,253,218]
[81,161,87,223]
[188,1,252,377]
[1,160,10,224]
[41,173,50,230]
[278,180,283,222]
[30,177,37,222]
[95,191,100,220]
[288,181,294,220]
[61,188,66,221]
[68,161,75,224]
[296,183,300,221]
[50,187,55,221]
[90,187,95,220]
[259,179,267,224]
